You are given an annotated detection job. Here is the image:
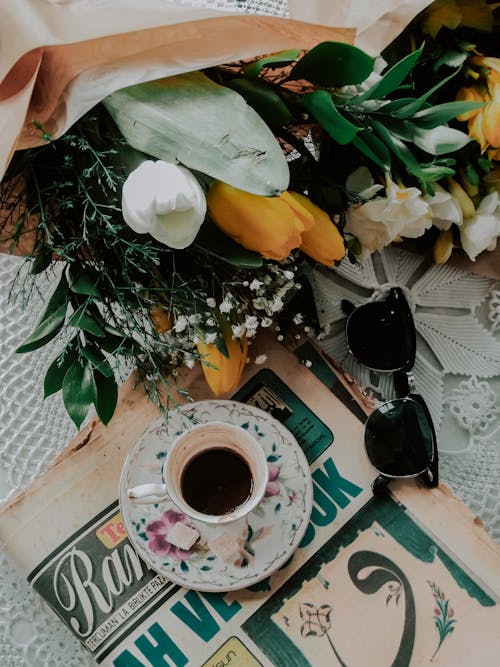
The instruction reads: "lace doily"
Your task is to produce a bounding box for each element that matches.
[310,246,500,541]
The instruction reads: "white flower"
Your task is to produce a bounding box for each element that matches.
[219,296,233,313]
[188,313,201,324]
[231,323,246,338]
[254,354,267,365]
[344,174,432,259]
[260,317,273,328]
[122,160,206,249]
[173,315,188,333]
[249,279,263,291]
[283,270,295,280]
[205,332,217,344]
[425,184,463,231]
[460,192,500,261]
[206,297,216,308]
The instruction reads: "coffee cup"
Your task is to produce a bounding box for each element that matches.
[127,421,268,525]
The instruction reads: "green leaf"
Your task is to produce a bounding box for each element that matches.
[358,45,423,101]
[289,42,374,87]
[68,305,106,337]
[301,91,361,144]
[434,50,468,71]
[94,370,118,425]
[227,78,293,128]
[195,219,263,268]
[371,120,423,177]
[68,264,102,297]
[351,130,392,170]
[413,125,471,155]
[243,49,301,78]
[81,345,115,377]
[30,246,53,275]
[393,69,460,119]
[16,302,68,353]
[62,359,96,429]
[43,343,78,398]
[412,101,484,129]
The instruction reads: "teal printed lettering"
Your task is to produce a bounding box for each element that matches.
[133,622,188,667]
[170,590,241,642]
[114,649,146,666]
[312,458,363,508]
[300,457,363,547]
[202,592,242,622]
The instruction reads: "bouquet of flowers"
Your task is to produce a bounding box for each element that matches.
[0,0,498,428]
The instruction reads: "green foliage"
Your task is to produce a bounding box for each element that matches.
[289,42,374,87]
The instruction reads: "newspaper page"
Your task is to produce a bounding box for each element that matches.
[0,333,499,666]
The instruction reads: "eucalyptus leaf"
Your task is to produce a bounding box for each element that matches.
[289,42,374,87]
[195,219,263,268]
[16,302,68,353]
[69,306,106,337]
[30,246,53,275]
[94,370,118,425]
[81,345,115,378]
[62,359,96,429]
[68,264,102,297]
[358,45,423,101]
[301,91,361,145]
[413,126,472,155]
[43,344,78,398]
[243,49,301,78]
[434,50,468,70]
[228,78,293,128]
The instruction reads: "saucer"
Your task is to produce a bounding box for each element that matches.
[119,400,313,592]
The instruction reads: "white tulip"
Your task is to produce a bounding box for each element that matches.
[122,160,206,249]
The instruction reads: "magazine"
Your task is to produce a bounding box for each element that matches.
[1,332,499,666]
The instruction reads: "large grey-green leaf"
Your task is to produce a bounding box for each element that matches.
[103,72,289,196]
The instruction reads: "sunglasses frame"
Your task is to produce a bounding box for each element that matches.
[342,287,439,494]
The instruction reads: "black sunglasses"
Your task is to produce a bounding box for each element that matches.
[342,287,438,494]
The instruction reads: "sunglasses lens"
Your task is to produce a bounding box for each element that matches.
[346,293,415,371]
[364,398,434,477]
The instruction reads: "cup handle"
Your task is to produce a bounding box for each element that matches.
[127,483,169,504]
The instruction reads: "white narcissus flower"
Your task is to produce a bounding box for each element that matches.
[425,184,463,231]
[460,192,500,261]
[344,175,432,259]
[122,160,206,249]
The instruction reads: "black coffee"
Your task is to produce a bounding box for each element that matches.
[181,448,253,516]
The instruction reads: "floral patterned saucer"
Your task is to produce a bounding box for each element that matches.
[119,400,313,592]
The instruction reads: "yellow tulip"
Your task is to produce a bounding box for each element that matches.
[197,332,248,396]
[288,191,345,266]
[207,181,314,261]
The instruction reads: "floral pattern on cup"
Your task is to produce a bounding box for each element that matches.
[145,509,196,561]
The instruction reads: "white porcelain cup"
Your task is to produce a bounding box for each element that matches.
[127,421,268,525]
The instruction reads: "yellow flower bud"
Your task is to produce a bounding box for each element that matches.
[150,308,172,334]
[197,332,248,396]
[207,182,314,261]
[288,191,345,266]
[448,178,476,218]
[433,229,454,265]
